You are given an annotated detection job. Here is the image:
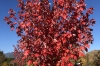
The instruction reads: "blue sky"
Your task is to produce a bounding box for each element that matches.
[0,0,100,53]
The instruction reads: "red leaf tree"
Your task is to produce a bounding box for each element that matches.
[4,0,95,66]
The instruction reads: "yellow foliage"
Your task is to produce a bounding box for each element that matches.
[2,62,9,66]
[77,57,87,66]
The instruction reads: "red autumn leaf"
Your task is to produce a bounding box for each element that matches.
[69,44,72,48]
[33,61,38,66]
[85,44,90,48]
[11,28,14,31]
[27,60,33,66]
[78,34,81,37]
[9,14,14,18]
[20,23,25,28]
[34,53,40,58]
[79,52,84,57]
[42,63,46,66]
[70,55,74,58]
[22,56,26,60]
[56,46,60,50]
[73,56,77,60]
[54,33,59,37]
[62,39,66,44]
[13,22,17,25]
[77,30,81,33]
[24,49,30,56]
[63,33,67,37]
[65,49,69,53]
[14,17,17,20]
[79,7,84,12]
[47,19,50,23]
[58,0,64,6]
[26,22,31,26]
[80,46,84,51]
[38,16,41,20]
[68,63,73,66]
[81,21,86,25]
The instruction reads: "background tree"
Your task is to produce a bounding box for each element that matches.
[83,50,100,66]
[0,51,5,66]
[92,50,100,66]
[4,0,95,66]
[4,58,14,66]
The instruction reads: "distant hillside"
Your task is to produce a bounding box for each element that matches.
[4,50,100,59]
[4,52,14,58]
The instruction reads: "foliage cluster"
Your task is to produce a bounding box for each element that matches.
[4,0,95,66]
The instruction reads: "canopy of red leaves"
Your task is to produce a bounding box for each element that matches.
[4,0,95,66]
